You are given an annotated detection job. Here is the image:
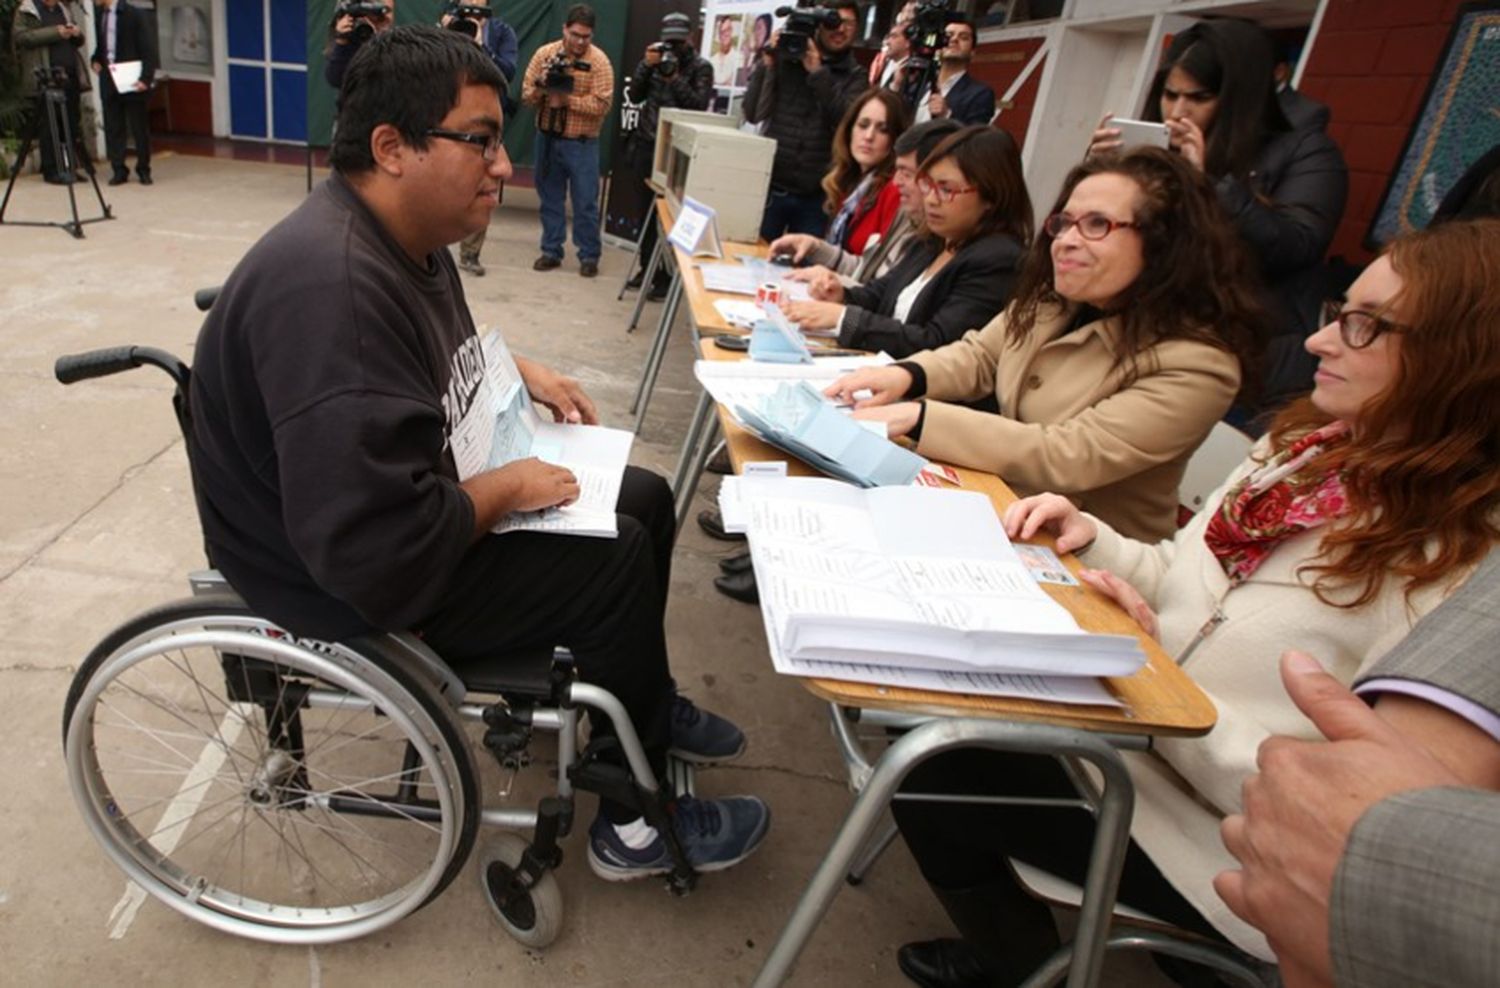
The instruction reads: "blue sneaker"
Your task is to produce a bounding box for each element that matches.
[669,693,747,764]
[587,795,771,881]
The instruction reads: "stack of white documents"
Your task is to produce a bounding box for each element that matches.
[728,477,1144,706]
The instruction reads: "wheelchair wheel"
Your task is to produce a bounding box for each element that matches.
[62,596,480,944]
[477,833,563,949]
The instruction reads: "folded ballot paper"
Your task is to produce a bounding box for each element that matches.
[734,382,928,487]
[447,329,632,538]
[731,477,1142,704]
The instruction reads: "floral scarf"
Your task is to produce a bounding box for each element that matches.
[1202,421,1352,584]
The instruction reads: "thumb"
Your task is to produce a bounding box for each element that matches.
[1280,650,1396,745]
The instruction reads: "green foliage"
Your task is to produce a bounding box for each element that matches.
[0,0,25,139]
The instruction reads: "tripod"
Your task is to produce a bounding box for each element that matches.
[0,78,114,239]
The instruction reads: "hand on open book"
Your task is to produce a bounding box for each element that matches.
[1078,568,1158,640]
[497,458,580,512]
[823,365,913,408]
[516,356,599,425]
[851,401,921,439]
[1002,493,1097,554]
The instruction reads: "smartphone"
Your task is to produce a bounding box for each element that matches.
[1108,117,1171,150]
[713,333,750,352]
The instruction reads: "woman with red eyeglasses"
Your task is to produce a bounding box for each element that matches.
[828,146,1264,542]
[782,126,1032,359]
[886,217,1500,988]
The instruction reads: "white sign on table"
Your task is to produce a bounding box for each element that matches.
[667,196,724,258]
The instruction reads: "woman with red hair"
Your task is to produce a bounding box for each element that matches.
[891,218,1500,987]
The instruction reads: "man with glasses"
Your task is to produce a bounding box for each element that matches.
[188,26,771,888]
[908,17,994,126]
[744,0,868,240]
[521,3,614,277]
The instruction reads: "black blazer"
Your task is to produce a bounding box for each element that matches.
[92,1,157,96]
[943,73,996,127]
[838,230,1024,358]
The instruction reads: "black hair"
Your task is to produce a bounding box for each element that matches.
[329,25,507,175]
[894,117,961,161]
[918,125,1033,248]
[1144,18,1290,179]
[565,4,595,28]
[948,16,978,38]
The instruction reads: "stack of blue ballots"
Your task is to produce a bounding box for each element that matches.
[734,381,928,487]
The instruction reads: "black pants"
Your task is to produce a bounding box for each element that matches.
[101,87,150,177]
[416,467,676,823]
[893,750,1225,976]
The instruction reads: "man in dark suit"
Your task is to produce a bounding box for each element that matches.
[1274,52,1330,132]
[910,17,994,127]
[91,0,157,185]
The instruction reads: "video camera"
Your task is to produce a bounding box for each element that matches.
[445,3,491,40]
[903,0,962,63]
[543,52,592,95]
[648,41,680,77]
[773,4,842,62]
[899,0,961,106]
[32,65,72,92]
[335,1,390,44]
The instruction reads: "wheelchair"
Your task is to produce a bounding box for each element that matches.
[55,330,701,948]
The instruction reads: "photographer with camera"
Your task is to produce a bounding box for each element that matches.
[521,3,614,277]
[11,0,91,185]
[744,1,868,241]
[622,12,713,299]
[906,14,994,126]
[323,1,395,89]
[442,0,518,276]
[90,0,156,186]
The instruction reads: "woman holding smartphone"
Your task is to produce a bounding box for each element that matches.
[1089,18,1347,429]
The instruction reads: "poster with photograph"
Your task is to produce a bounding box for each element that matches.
[702,0,785,94]
[156,0,212,76]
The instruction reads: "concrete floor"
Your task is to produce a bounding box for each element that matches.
[0,152,1175,986]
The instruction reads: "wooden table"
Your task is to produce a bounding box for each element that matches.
[694,340,1218,987]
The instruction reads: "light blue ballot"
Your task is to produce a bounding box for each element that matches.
[748,303,812,364]
[734,382,927,487]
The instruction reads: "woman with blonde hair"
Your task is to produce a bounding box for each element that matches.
[890,218,1500,988]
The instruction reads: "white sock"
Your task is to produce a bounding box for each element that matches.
[613,817,659,850]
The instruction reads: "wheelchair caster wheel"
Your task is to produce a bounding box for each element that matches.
[478,834,563,948]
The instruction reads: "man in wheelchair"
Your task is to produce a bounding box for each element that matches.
[186,25,769,882]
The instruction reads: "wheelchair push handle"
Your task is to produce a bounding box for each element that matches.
[55,345,190,390]
[193,285,221,312]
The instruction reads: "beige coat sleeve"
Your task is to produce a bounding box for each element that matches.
[907,307,1011,403]
[915,340,1241,498]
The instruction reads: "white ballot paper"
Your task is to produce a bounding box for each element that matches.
[108,60,143,92]
[699,263,812,300]
[449,329,632,538]
[737,478,1143,696]
[694,353,892,411]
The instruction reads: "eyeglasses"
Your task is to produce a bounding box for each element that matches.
[1320,299,1409,349]
[426,128,503,162]
[916,176,977,204]
[1042,211,1138,241]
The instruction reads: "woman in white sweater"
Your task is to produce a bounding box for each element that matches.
[891,219,1500,987]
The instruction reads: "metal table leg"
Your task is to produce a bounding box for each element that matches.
[630,273,683,430]
[616,222,647,301]
[626,220,666,332]
[751,719,1135,988]
[672,405,720,537]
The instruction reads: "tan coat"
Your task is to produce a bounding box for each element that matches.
[908,303,1242,541]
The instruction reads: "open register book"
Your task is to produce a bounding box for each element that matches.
[449,329,632,538]
[736,478,1144,706]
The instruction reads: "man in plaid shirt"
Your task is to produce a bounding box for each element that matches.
[522,3,614,277]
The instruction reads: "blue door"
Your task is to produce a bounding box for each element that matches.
[227,0,307,142]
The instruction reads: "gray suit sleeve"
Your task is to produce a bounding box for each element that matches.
[1331,787,1500,987]
[1355,549,1500,717]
